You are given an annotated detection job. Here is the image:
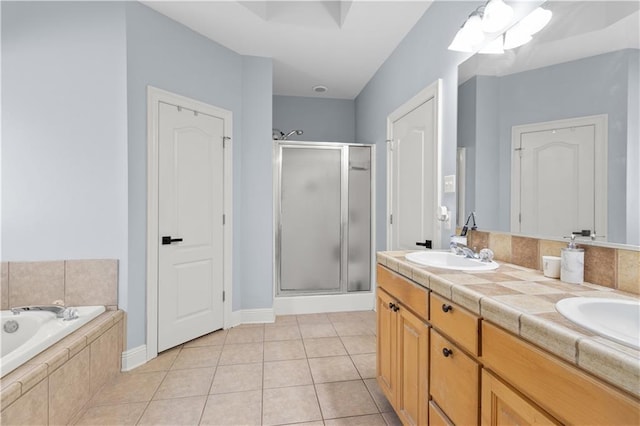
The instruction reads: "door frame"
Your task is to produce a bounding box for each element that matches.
[510,114,607,238]
[146,86,233,361]
[386,79,443,250]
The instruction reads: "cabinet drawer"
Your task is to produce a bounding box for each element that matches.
[430,292,479,355]
[428,401,453,426]
[430,329,480,426]
[377,265,428,321]
[482,321,640,425]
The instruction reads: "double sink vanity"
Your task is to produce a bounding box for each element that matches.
[375,250,640,425]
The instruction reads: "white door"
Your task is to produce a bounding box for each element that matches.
[388,82,440,250]
[158,102,224,352]
[514,124,595,238]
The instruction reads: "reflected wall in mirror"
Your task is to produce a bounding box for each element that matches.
[457,1,639,246]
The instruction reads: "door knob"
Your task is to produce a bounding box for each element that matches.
[162,236,183,245]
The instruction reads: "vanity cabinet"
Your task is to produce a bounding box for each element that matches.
[377,265,429,426]
[481,321,640,425]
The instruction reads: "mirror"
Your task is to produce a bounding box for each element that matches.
[457,0,639,246]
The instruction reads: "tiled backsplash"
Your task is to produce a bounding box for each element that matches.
[466,231,640,296]
[0,259,118,310]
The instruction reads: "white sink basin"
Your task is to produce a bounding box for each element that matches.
[556,297,640,350]
[405,251,499,271]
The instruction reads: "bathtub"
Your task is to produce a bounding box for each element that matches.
[1,305,106,377]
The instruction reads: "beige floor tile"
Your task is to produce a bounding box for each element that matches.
[300,323,338,338]
[264,324,302,341]
[184,329,228,348]
[200,390,262,426]
[351,353,376,379]
[325,414,387,425]
[308,356,360,383]
[225,325,265,344]
[171,346,221,370]
[328,311,369,323]
[297,313,331,324]
[264,339,306,361]
[285,422,325,426]
[272,314,299,325]
[316,380,378,419]
[382,410,403,426]
[332,321,375,337]
[90,371,165,406]
[364,378,393,413]
[210,363,263,394]
[218,342,263,365]
[153,367,215,400]
[137,396,206,425]
[74,402,146,425]
[262,385,322,426]
[130,347,181,374]
[341,335,376,355]
[264,359,313,388]
[304,337,348,358]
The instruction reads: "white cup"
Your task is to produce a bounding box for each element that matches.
[542,255,561,278]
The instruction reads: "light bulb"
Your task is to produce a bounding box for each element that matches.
[503,27,532,49]
[448,12,485,52]
[481,0,514,33]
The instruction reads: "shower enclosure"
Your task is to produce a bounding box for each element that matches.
[275,141,373,296]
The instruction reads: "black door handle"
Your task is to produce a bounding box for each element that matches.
[416,240,432,249]
[162,236,183,245]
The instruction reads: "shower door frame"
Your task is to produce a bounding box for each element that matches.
[273,141,375,299]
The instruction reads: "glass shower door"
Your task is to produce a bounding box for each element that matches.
[278,145,343,294]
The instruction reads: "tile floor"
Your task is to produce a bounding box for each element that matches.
[73,311,402,426]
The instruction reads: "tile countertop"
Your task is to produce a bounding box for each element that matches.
[376,250,640,399]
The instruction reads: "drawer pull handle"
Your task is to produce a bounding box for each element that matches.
[389,302,394,309]
[442,348,453,357]
[393,305,400,312]
[442,304,453,313]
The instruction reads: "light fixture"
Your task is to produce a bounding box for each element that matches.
[503,7,552,50]
[448,11,485,52]
[312,85,328,93]
[479,35,505,54]
[481,0,513,33]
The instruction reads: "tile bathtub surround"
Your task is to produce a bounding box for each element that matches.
[465,231,640,295]
[0,310,124,425]
[2,259,118,309]
[74,310,402,426]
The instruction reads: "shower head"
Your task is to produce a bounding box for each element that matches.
[283,130,304,139]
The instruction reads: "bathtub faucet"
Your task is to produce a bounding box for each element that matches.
[11,305,78,320]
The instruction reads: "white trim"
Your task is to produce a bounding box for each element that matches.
[121,345,147,372]
[230,309,276,327]
[386,79,443,250]
[146,86,233,362]
[510,114,608,239]
[274,292,375,316]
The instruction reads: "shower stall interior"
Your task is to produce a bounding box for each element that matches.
[275,141,373,297]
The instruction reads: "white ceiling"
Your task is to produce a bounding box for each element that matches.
[142,0,434,100]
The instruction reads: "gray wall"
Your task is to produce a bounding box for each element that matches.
[1,2,129,298]
[273,95,355,142]
[459,49,639,244]
[3,1,274,350]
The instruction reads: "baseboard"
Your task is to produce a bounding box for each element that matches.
[229,308,275,327]
[273,292,375,315]
[121,344,147,372]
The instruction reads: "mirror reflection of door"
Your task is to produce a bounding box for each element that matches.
[387,81,441,251]
[511,115,607,239]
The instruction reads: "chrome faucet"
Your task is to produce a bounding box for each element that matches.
[450,242,478,259]
[11,305,76,320]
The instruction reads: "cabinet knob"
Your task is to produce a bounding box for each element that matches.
[442,304,453,313]
[442,347,453,357]
[389,302,395,310]
[393,305,400,312]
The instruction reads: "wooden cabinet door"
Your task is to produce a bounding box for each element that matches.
[481,370,559,426]
[377,289,397,407]
[430,329,480,426]
[396,305,429,426]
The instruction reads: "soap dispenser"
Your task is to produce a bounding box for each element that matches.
[560,235,584,284]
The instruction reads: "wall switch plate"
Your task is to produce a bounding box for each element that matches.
[444,175,456,193]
